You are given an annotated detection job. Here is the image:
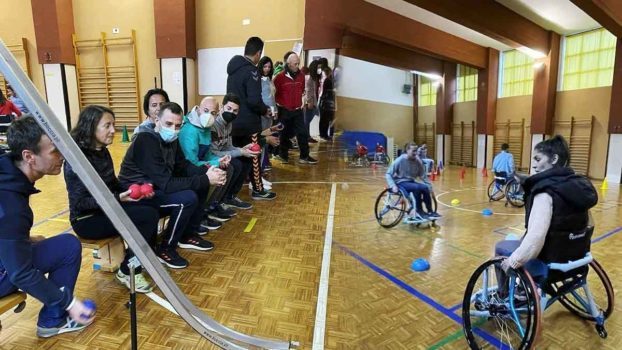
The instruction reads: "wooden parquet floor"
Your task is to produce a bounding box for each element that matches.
[0,140,620,349]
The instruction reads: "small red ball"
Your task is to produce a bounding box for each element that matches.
[128,184,142,199]
[140,183,154,196]
[250,143,261,152]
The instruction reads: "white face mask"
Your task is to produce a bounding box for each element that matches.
[317,68,322,75]
[200,113,215,128]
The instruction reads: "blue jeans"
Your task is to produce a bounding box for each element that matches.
[398,181,432,213]
[0,234,82,327]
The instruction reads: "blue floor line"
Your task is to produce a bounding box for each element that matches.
[335,242,508,349]
[592,226,622,244]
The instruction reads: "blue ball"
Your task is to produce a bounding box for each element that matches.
[482,208,493,216]
[83,299,97,312]
[411,258,430,272]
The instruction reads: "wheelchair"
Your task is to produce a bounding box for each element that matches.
[487,172,525,208]
[374,185,438,228]
[462,227,614,349]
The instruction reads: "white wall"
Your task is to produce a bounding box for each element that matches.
[161,58,185,107]
[43,64,68,130]
[336,56,413,107]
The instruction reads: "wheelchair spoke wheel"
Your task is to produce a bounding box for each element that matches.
[374,188,406,228]
[555,260,615,321]
[505,180,525,208]
[462,259,541,349]
[487,181,505,201]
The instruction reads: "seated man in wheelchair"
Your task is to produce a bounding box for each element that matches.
[385,142,441,220]
[491,142,514,184]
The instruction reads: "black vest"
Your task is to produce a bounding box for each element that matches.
[523,167,597,263]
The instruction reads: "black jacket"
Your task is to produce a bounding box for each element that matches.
[226,55,268,136]
[523,167,598,263]
[118,123,210,193]
[64,147,122,221]
[0,154,73,309]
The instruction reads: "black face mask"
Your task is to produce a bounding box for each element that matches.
[222,112,236,123]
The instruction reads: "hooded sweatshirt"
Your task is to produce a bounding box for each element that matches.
[210,115,243,158]
[0,154,73,309]
[226,55,268,136]
[178,109,220,168]
[118,123,210,193]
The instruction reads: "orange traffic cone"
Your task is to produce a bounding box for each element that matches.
[482,167,488,178]
[431,170,436,181]
[460,167,466,180]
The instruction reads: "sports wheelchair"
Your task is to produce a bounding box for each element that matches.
[487,171,525,208]
[462,227,614,349]
[374,185,438,228]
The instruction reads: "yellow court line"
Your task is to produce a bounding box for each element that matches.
[244,218,257,233]
[47,218,69,223]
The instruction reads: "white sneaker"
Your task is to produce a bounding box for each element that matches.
[116,269,154,293]
[248,180,272,190]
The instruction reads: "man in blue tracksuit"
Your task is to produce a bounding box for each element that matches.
[0,116,94,338]
[492,143,515,179]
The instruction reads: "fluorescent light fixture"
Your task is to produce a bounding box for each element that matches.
[517,46,547,59]
[411,70,443,81]
[533,61,545,69]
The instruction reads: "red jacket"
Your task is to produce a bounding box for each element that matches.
[0,101,21,117]
[274,70,305,110]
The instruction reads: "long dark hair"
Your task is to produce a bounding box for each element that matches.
[258,56,274,78]
[309,60,320,81]
[0,89,6,105]
[71,105,115,149]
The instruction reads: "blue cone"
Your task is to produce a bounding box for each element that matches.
[482,208,493,216]
[411,258,430,272]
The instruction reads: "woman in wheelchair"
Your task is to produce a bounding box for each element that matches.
[462,135,613,349]
[385,142,441,220]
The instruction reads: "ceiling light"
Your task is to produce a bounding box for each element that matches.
[517,46,547,59]
[411,70,443,81]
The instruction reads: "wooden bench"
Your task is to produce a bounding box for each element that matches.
[0,292,26,331]
[79,236,125,272]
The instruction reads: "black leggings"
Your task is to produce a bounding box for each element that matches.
[72,203,159,274]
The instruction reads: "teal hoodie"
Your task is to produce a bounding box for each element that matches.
[178,107,220,167]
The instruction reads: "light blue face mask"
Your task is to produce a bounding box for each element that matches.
[159,126,179,143]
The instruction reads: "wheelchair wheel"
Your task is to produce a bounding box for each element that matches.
[505,179,525,208]
[487,181,505,201]
[431,192,438,213]
[382,155,391,166]
[374,188,407,228]
[555,259,615,321]
[462,259,541,349]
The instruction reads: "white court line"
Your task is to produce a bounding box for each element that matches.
[312,183,337,350]
[271,181,367,185]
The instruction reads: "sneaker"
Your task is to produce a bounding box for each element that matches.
[201,217,223,230]
[217,203,237,217]
[37,317,91,338]
[116,269,153,293]
[157,248,188,269]
[249,180,272,191]
[416,211,430,219]
[299,156,318,164]
[196,225,209,236]
[290,138,299,149]
[223,197,253,210]
[178,235,214,251]
[208,208,233,222]
[251,189,277,201]
[308,137,318,143]
[428,212,442,219]
[274,155,289,164]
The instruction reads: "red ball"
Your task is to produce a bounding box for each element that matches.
[250,143,261,152]
[140,183,154,196]
[128,184,142,199]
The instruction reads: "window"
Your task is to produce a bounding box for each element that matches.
[500,50,534,97]
[561,28,616,91]
[418,76,437,106]
[457,64,478,102]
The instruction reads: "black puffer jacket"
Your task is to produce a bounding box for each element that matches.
[226,55,268,136]
[523,167,598,262]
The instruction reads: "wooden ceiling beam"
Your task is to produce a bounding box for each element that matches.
[571,0,622,38]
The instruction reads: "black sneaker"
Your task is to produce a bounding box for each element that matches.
[223,197,253,210]
[274,155,289,164]
[428,212,442,219]
[178,235,214,251]
[196,225,209,236]
[299,156,318,164]
[157,248,188,269]
[201,217,222,230]
[251,189,277,201]
[208,208,233,222]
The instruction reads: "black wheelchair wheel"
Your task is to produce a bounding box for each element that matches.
[431,192,438,213]
[505,179,525,208]
[487,181,505,201]
[554,259,615,321]
[374,188,406,228]
[462,259,541,350]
